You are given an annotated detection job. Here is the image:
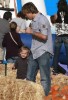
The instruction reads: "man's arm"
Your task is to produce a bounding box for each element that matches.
[25,27,48,41]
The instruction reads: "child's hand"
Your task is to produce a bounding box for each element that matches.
[12,66,15,70]
[25,27,33,34]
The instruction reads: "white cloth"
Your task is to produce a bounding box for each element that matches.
[11,18,27,33]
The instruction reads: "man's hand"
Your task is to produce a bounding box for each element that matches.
[25,27,33,34]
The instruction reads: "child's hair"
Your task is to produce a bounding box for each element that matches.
[10,21,17,31]
[19,46,30,55]
[3,11,12,21]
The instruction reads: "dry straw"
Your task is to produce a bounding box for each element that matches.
[0,76,45,100]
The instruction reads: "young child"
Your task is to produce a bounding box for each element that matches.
[12,46,30,79]
[2,21,23,62]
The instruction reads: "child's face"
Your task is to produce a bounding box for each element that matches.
[20,49,28,58]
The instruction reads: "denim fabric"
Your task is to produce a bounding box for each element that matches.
[53,36,68,73]
[26,52,51,96]
[7,56,18,63]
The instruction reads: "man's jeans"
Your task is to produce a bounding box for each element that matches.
[26,52,51,96]
[53,36,68,73]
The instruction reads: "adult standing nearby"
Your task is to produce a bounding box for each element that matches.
[0,11,12,47]
[22,2,53,96]
[50,0,68,74]
[0,11,12,60]
[2,21,23,62]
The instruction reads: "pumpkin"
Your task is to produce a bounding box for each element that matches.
[44,95,52,100]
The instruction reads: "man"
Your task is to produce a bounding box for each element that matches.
[0,11,12,61]
[0,11,12,47]
[22,2,53,96]
[50,0,68,74]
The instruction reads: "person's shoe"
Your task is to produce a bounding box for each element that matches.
[52,70,59,75]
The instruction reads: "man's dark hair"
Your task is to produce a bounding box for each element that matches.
[22,2,38,15]
[3,11,12,21]
[57,0,68,12]
[17,11,25,19]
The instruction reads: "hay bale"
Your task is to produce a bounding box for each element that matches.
[36,71,41,84]
[51,74,68,86]
[0,63,16,77]
[0,76,45,100]
[0,64,5,76]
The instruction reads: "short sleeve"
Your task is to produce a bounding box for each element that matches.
[39,17,49,35]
